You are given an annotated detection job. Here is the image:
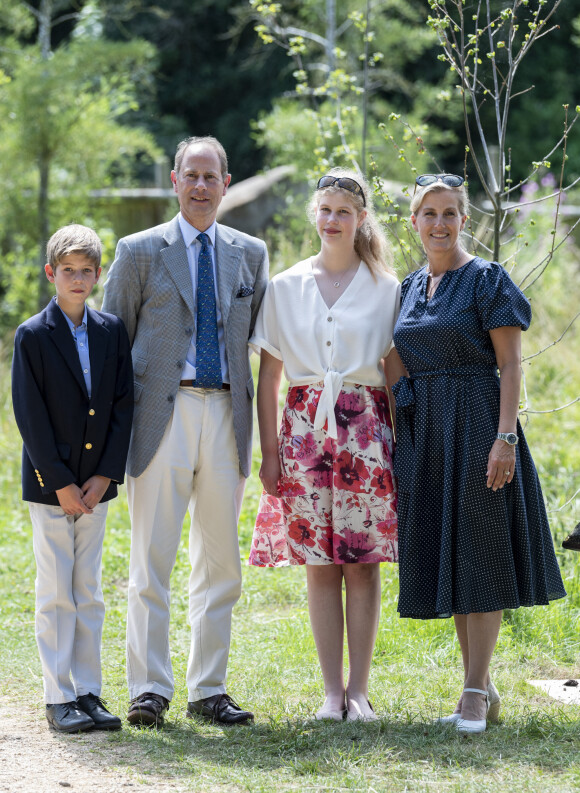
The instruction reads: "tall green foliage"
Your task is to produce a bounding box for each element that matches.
[248,0,463,178]
[248,0,580,518]
[101,0,294,181]
[0,1,160,330]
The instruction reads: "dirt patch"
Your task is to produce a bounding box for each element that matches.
[0,701,187,793]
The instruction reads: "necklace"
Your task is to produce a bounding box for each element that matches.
[426,253,469,300]
[313,257,358,288]
[426,271,445,300]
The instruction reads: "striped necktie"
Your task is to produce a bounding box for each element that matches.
[195,232,222,388]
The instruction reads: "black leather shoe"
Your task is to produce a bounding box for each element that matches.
[187,694,254,725]
[77,693,122,731]
[562,522,580,551]
[46,702,94,733]
[127,692,169,727]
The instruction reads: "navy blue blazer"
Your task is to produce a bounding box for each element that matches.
[12,298,134,506]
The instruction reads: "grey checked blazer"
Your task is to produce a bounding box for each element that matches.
[102,215,269,478]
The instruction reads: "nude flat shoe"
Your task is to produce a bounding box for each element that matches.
[314,698,346,721]
[346,699,377,722]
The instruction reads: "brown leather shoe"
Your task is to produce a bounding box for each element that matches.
[127,692,169,727]
[187,694,254,725]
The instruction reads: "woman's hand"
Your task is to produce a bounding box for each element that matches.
[257,350,284,497]
[259,452,282,496]
[486,439,516,491]
[487,326,521,491]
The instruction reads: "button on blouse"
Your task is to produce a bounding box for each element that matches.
[250,257,401,438]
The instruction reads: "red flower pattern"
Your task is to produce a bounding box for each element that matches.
[287,386,307,412]
[287,516,316,547]
[370,465,394,498]
[280,478,307,497]
[249,384,398,567]
[335,450,370,493]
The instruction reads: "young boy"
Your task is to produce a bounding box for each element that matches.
[11,224,134,733]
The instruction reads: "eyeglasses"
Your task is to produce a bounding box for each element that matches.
[415,173,465,187]
[317,175,366,206]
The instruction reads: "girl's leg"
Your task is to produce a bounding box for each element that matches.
[343,562,381,718]
[306,564,346,714]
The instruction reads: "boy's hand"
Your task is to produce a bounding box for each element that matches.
[56,483,93,515]
[81,475,111,510]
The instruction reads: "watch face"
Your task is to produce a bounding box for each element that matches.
[506,433,517,445]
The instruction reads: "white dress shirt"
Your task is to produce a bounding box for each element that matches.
[178,213,229,384]
[250,257,401,438]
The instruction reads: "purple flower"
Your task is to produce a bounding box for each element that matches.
[520,182,539,200]
[541,173,557,189]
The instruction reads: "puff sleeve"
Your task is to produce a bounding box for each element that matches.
[475,261,531,331]
[249,281,282,360]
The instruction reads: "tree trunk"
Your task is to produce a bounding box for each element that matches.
[38,151,50,309]
[37,0,52,309]
[325,0,335,71]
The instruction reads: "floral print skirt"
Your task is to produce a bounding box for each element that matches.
[249,382,398,567]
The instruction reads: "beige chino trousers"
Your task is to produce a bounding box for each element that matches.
[29,500,109,703]
[126,386,245,703]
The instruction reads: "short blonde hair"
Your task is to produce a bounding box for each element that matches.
[410,181,469,216]
[308,167,394,277]
[46,224,101,270]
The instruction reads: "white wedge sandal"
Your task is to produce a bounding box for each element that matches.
[436,679,501,726]
[456,687,488,734]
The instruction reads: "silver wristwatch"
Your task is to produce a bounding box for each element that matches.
[497,432,518,446]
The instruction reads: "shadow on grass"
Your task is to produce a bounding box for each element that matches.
[56,709,580,784]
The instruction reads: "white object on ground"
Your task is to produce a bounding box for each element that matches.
[528,679,580,704]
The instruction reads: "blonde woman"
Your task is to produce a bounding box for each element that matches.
[392,174,566,734]
[249,169,403,721]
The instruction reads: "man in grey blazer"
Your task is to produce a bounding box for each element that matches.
[102,136,268,726]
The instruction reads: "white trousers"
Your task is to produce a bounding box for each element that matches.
[28,501,108,704]
[126,387,245,702]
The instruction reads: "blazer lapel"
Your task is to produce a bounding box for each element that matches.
[160,217,195,318]
[46,300,88,397]
[215,226,243,325]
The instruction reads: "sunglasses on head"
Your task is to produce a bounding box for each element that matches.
[317,175,366,206]
[415,173,465,187]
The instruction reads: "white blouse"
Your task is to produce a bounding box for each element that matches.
[250,257,401,438]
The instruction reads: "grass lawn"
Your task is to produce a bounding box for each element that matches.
[2,385,580,793]
[2,239,579,792]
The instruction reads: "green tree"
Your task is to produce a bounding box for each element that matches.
[419,0,579,262]
[247,0,463,178]
[102,0,294,180]
[0,0,159,327]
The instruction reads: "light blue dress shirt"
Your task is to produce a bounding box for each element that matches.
[56,299,92,398]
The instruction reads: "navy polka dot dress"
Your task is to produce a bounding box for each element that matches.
[392,257,566,619]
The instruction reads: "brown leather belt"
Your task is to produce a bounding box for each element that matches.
[180,380,230,390]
